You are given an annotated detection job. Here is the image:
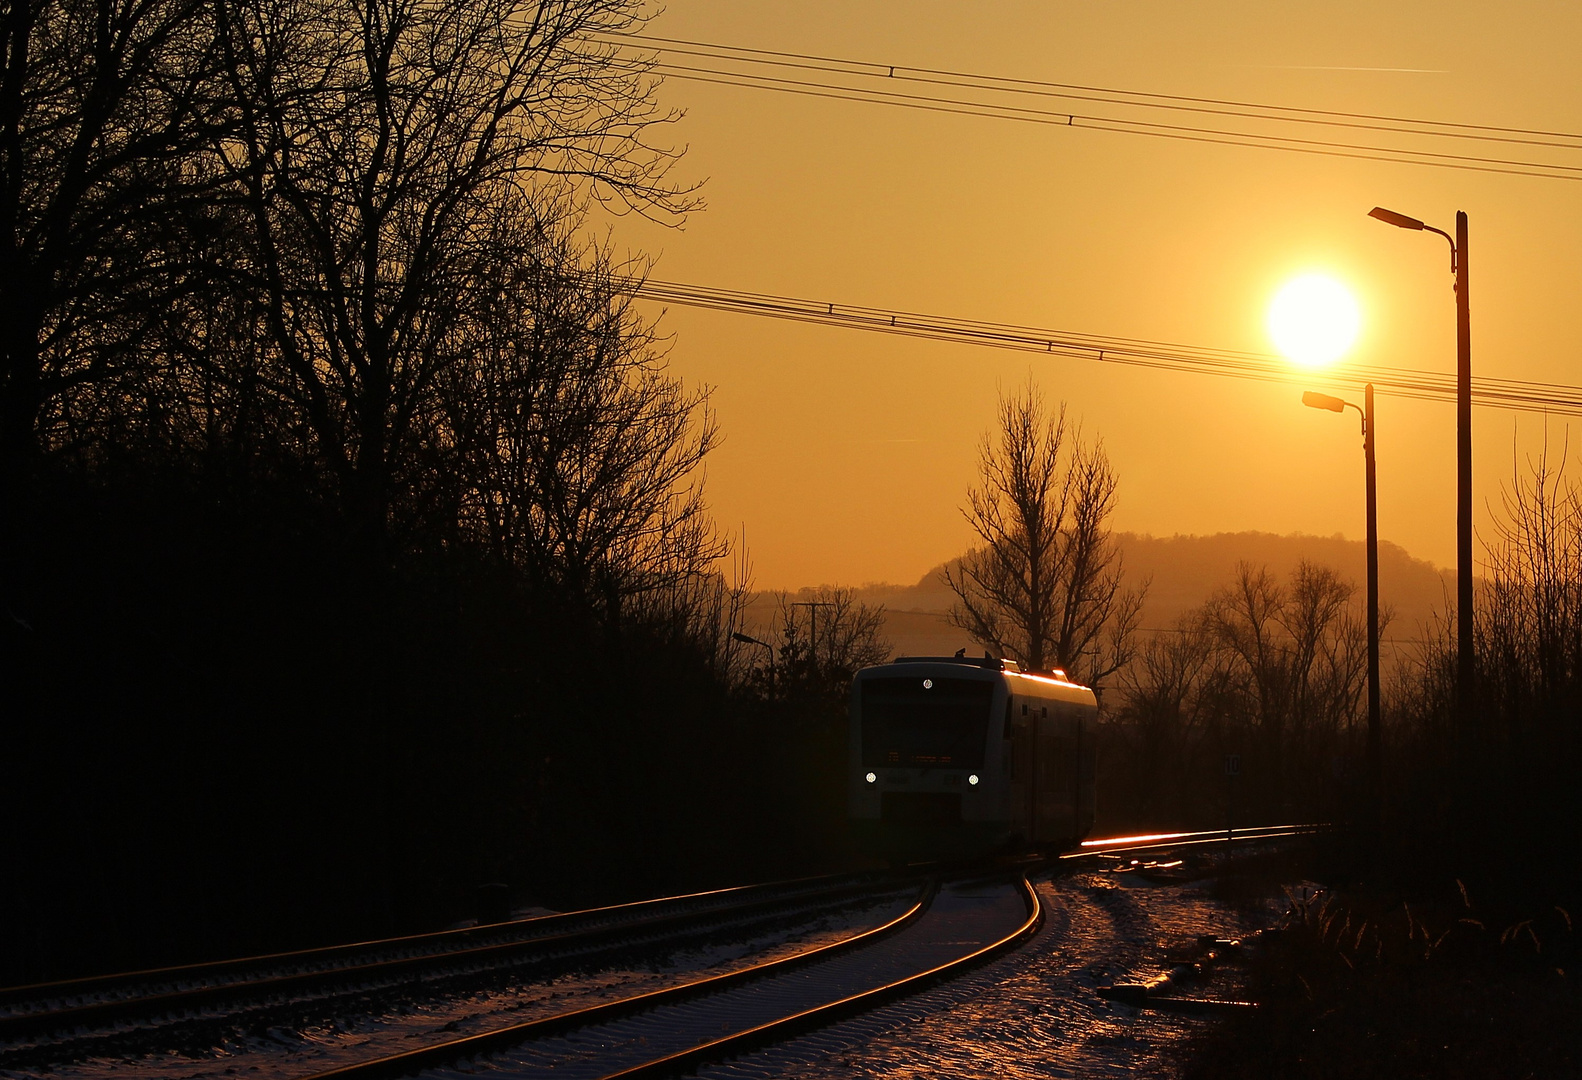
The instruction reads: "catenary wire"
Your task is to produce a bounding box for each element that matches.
[602,33,1582,145]
[646,60,1582,173]
[590,39,1582,411]
[634,46,1582,152]
[630,62,1582,182]
[622,278,1582,417]
[594,35,1582,181]
[886,609,1440,644]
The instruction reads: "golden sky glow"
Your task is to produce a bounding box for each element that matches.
[612,1,1582,588]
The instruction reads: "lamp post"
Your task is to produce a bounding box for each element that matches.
[731,632,775,696]
[1303,387,1380,827]
[1367,206,1473,737]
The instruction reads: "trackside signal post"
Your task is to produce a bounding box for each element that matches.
[1224,753,1239,840]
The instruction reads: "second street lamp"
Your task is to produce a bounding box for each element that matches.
[1303,386,1381,830]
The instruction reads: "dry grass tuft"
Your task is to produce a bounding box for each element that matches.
[1181,877,1582,1079]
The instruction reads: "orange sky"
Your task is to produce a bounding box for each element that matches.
[608,1,1582,590]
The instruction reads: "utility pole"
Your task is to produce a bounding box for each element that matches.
[1454,211,1474,745]
[791,601,834,678]
[1364,384,1381,832]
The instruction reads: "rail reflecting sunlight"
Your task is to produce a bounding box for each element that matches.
[1065,823,1328,859]
[1079,831,1197,848]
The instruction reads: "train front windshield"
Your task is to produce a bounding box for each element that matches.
[860,676,995,769]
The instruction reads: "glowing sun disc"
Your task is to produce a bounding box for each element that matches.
[1268,274,1360,368]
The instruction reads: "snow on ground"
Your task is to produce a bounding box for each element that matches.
[0,892,919,1080]
[5,853,1294,1080]
[700,861,1285,1080]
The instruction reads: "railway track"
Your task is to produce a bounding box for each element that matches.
[301,873,1039,1080]
[1,824,1324,1079]
[0,871,916,1058]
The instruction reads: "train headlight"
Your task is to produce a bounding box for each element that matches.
[865,772,877,784]
[967,774,980,785]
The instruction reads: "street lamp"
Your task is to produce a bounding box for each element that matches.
[1303,387,1381,828]
[1368,206,1473,734]
[731,632,776,696]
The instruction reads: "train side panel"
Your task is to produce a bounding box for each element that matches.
[1005,673,1098,848]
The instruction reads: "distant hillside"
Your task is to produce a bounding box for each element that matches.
[743,532,1454,668]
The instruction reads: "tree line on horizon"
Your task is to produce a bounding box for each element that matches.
[925,380,1582,895]
[0,0,725,616]
[0,0,813,987]
[727,374,1582,869]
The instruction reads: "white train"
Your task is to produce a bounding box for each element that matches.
[849,653,1098,859]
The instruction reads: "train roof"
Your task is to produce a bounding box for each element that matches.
[859,654,1098,706]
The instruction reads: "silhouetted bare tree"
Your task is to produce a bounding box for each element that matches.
[438,213,723,627]
[0,0,845,981]
[1477,445,1582,746]
[943,381,1145,686]
[1202,560,1371,741]
[1104,559,1376,825]
[1109,611,1228,822]
[1385,443,1582,857]
[210,0,696,551]
[0,0,227,471]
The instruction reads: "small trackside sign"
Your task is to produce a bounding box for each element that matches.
[1223,754,1240,777]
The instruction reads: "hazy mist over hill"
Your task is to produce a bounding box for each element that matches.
[745,532,1454,671]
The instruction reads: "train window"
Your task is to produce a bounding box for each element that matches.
[1021,703,1028,716]
[1041,706,1048,718]
[1003,699,1013,740]
[859,677,995,770]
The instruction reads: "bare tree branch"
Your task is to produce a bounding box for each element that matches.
[943,379,1145,687]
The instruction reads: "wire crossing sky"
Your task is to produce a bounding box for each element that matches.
[628,278,1582,415]
[600,1,1582,588]
[599,33,1582,181]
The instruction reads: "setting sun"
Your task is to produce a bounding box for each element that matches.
[1267,274,1361,369]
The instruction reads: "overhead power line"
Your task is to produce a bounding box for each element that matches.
[624,278,1582,417]
[615,34,1581,144]
[597,34,1582,181]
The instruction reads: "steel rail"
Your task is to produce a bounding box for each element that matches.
[0,870,875,1009]
[568,837,1285,1080]
[571,834,1291,1080]
[0,872,901,1040]
[1061,823,1329,862]
[594,874,1043,1080]
[294,878,940,1080]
